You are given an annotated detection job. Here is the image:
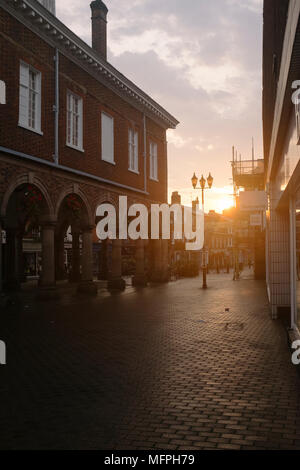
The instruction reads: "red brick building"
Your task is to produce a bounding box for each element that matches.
[0,0,179,295]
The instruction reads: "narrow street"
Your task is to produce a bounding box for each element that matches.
[0,273,299,450]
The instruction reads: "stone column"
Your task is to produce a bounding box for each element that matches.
[77,226,97,295]
[149,239,169,283]
[148,239,160,282]
[37,222,61,300]
[17,234,25,283]
[70,229,81,282]
[98,239,108,280]
[108,239,125,290]
[133,239,147,287]
[161,239,169,282]
[150,239,162,282]
[3,227,21,291]
[55,233,66,281]
[40,223,56,288]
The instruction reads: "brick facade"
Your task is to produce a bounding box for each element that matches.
[0,0,178,293]
[0,7,169,204]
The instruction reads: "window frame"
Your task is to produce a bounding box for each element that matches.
[149,141,158,181]
[66,90,84,152]
[128,127,139,174]
[19,61,42,135]
[0,80,6,104]
[101,111,115,165]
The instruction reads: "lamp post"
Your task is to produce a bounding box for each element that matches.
[191,172,213,289]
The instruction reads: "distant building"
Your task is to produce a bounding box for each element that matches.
[169,194,235,276]
[230,155,267,280]
[205,211,234,272]
[168,192,200,278]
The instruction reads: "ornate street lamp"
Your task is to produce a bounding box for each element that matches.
[200,175,206,190]
[207,172,214,189]
[191,173,198,190]
[191,171,214,289]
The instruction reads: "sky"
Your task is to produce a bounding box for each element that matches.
[56,0,263,213]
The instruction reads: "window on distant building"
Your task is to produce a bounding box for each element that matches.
[19,62,42,134]
[67,91,83,151]
[128,128,139,173]
[0,80,6,104]
[101,112,114,164]
[150,141,158,180]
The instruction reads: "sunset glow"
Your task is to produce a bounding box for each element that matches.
[214,195,234,213]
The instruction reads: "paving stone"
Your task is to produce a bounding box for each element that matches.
[0,274,299,449]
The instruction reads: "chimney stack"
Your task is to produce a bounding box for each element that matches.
[171,192,182,206]
[90,0,108,60]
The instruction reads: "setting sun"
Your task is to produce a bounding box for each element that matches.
[215,195,234,213]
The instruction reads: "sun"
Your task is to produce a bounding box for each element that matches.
[215,196,234,213]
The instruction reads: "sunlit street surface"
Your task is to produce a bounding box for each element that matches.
[0,273,299,450]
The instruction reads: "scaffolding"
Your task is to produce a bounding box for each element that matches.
[232,159,265,190]
[230,144,265,280]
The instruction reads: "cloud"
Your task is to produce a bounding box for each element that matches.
[167,130,191,149]
[56,0,263,209]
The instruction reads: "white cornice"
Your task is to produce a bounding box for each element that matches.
[1,0,179,129]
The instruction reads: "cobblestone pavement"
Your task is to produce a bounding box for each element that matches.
[0,273,300,450]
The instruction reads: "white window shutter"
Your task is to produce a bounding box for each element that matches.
[102,113,114,163]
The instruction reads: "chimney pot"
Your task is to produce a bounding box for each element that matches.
[171,192,182,206]
[90,0,108,60]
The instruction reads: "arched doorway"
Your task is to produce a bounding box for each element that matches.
[2,182,52,291]
[56,192,97,295]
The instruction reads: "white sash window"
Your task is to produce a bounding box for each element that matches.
[128,128,139,173]
[19,62,42,134]
[67,91,83,151]
[150,141,158,181]
[101,112,115,164]
[0,80,6,104]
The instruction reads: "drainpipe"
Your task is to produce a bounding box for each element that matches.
[143,114,147,193]
[53,49,59,165]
